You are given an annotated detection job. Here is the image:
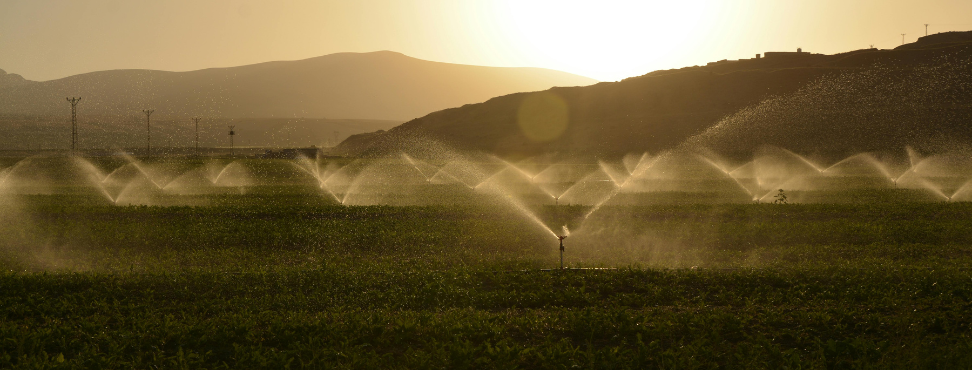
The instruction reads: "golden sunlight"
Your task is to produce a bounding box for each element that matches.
[487,0,727,81]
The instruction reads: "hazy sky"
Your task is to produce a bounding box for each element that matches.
[1,0,970,82]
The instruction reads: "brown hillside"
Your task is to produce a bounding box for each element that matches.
[341,33,972,158]
[0,51,596,122]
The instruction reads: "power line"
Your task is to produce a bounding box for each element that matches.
[67,97,81,155]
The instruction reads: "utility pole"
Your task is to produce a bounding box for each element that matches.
[925,24,929,36]
[142,109,154,158]
[67,97,81,155]
[228,125,236,156]
[192,117,201,157]
[901,33,906,45]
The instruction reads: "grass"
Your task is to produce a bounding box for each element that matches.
[1,196,972,368]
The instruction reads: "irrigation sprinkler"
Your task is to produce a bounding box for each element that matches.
[558,235,567,269]
[228,125,236,156]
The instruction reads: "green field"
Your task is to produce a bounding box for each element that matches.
[2,193,972,368]
[1,153,972,368]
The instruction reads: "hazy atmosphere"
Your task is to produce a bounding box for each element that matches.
[3,0,971,82]
[3,1,972,368]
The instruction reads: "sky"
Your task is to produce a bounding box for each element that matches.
[1,0,971,82]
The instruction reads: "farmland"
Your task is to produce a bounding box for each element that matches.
[2,197,972,368]
[1,153,972,368]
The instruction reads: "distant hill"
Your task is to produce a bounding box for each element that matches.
[340,32,972,159]
[0,69,29,87]
[895,30,972,50]
[0,51,595,121]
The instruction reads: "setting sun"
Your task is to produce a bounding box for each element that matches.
[486,0,725,81]
[2,1,972,367]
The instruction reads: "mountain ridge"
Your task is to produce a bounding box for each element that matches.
[339,32,972,159]
[0,51,597,121]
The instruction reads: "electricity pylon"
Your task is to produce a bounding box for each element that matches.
[67,97,81,155]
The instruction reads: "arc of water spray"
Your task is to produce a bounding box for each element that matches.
[401,153,437,182]
[0,157,33,188]
[429,167,474,188]
[473,158,534,189]
[293,155,324,181]
[779,148,825,173]
[597,161,629,187]
[71,157,120,204]
[475,156,556,202]
[555,166,618,205]
[906,146,922,170]
[496,157,544,182]
[316,165,346,203]
[581,153,663,220]
[695,154,757,199]
[475,173,559,238]
[338,161,374,205]
[948,178,972,201]
[442,155,560,237]
[888,150,935,187]
[531,164,601,203]
[100,164,133,185]
[210,161,246,186]
[119,153,168,189]
[623,152,652,175]
[819,154,856,174]
[292,156,344,203]
[917,178,951,201]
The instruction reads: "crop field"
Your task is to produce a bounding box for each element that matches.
[2,153,972,368]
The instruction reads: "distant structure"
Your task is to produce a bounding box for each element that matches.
[228,125,236,156]
[192,117,202,157]
[707,48,820,67]
[706,59,736,66]
[142,109,154,158]
[67,97,81,155]
[925,24,929,36]
[762,48,812,59]
[901,34,906,45]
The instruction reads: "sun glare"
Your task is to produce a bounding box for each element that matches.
[487,0,726,81]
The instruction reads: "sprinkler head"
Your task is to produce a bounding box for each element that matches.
[557,235,567,241]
